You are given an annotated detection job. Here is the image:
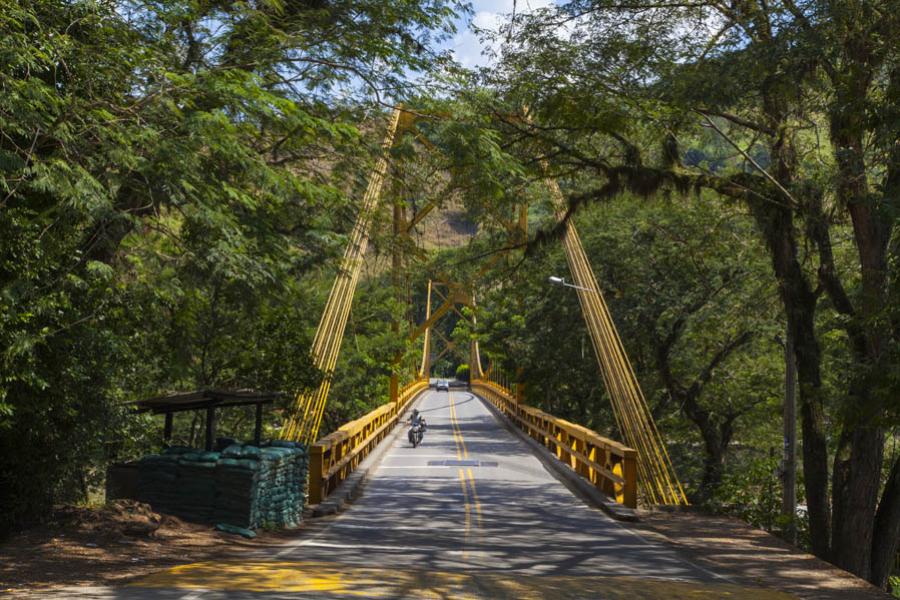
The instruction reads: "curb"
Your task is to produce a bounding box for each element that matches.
[475,391,639,522]
[308,390,429,518]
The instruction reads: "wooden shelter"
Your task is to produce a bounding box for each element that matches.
[135,390,281,450]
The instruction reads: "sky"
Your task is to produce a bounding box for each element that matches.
[442,0,557,68]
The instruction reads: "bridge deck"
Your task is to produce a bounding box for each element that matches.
[47,390,793,598]
[291,388,702,578]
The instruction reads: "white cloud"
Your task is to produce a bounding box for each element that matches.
[476,0,555,13]
[447,0,557,69]
[472,10,503,30]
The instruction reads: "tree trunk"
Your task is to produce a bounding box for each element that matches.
[696,421,731,502]
[831,426,885,579]
[754,68,833,560]
[828,70,891,577]
[871,456,900,588]
[652,332,734,503]
[870,65,900,589]
[188,412,199,447]
[749,197,831,558]
[699,446,725,500]
[792,307,832,558]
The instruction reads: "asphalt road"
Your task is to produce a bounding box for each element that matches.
[44,389,794,599]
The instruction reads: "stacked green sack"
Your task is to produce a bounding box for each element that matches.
[256,442,307,529]
[135,448,183,513]
[214,441,308,530]
[214,444,263,529]
[135,441,308,531]
[136,447,220,522]
[174,450,220,522]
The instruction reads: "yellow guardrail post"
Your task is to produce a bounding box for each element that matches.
[307,378,429,505]
[623,449,638,509]
[471,379,638,509]
[309,443,326,505]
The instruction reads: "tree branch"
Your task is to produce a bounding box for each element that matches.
[695,108,774,136]
[694,109,799,208]
[687,330,754,397]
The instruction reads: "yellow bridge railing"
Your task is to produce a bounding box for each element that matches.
[308,378,429,504]
[472,379,638,509]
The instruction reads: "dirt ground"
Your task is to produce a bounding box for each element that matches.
[0,501,295,595]
[634,508,891,600]
[1,502,893,598]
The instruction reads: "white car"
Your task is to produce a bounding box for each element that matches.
[436,380,449,391]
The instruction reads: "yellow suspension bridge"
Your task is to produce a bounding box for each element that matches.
[284,107,685,507]
[50,108,808,600]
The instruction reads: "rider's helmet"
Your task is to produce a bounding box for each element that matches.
[412,409,419,417]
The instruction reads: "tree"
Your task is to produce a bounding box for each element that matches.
[0,0,465,535]
[469,194,782,502]
[467,0,900,586]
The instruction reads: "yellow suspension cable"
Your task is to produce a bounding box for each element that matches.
[544,174,687,506]
[419,279,433,379]
[282,108,403,445]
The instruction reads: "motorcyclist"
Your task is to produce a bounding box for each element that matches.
[410,409,426,429]
[408,409,426,447]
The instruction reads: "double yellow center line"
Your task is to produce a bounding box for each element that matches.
[448,390,482,557]
[448,388,468,459]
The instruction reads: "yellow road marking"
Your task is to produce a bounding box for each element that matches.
[458,467,471,559]
[448,389,459,458]
[129,559,797,599]
[451,407,462,459]
[448,389,461,458]
[450,391,479,543]
[448,389,468,459]
[467,468,483,527]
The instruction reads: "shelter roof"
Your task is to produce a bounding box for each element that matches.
[134,390,281,414]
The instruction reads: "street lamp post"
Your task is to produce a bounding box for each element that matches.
[548,275,596,293]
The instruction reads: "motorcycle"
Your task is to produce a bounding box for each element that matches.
[408,418,426,448]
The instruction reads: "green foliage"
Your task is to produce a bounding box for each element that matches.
[891,576,900,598]
[463,194,784,502]
[3,0,897,587]
[0,0,464,535]
[319,275,412,434]
[436,0,900,580]
[707,448,810,547]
